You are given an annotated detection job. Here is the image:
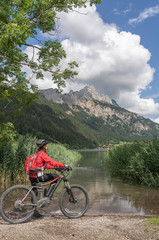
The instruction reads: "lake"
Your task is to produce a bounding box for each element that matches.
[70,150,159,216]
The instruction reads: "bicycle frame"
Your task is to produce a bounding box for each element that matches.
[21,171,71,207]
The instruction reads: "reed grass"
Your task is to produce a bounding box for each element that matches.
[105,138,159,187]
[0,135,81,185]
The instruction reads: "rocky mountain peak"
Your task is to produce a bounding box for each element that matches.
[39,86,159,138]
[40,88,63,104]
[78,85,99,98]
[68,85,113,104]
[40,85,114,106]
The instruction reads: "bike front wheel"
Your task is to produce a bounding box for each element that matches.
[0,185,36,224]
[59,184,89,218]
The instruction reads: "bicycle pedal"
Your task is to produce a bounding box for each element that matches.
[50,196,57,200]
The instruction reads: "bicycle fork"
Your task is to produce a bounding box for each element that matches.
[64,181,77,204]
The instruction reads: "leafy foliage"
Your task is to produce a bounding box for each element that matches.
[105,138,159,187]
[0,0,101,121]
[0,135,81,184]
[0,122,17,143]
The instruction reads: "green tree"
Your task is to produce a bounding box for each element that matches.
[0,0,101,117]
[0,0,101,139]
[0,122,17,143]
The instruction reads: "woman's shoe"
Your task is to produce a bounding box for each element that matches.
[32,210,43,219]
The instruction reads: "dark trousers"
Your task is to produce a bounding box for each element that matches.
[30,173,59,196]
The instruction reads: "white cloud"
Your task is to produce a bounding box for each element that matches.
[23,46,58,89]
[56,4,159,118]
[129,5,159,25]
[113,3,132,15]
[117,91,159,117]
[57,4,106,44]
[152,117,159,124]
[123,3,132,14]
[24,4,159,120]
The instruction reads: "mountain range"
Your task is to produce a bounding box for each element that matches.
[7,85,159,148]
[40,85,159,134]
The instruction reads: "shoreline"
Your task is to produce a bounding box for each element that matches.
[0,214,158,240]
[74,147,109,152]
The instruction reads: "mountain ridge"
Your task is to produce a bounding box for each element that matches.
[4,85,159,149]
[40,85,114,105]
[40,86,159,134]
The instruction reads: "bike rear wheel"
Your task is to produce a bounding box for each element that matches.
[0,185,36,224]
[59,184,89,218]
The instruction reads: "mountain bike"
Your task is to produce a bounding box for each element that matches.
[0,167,89,224]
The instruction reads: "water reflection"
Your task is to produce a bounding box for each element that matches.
[111,179,159,215]
[71,150,159,215]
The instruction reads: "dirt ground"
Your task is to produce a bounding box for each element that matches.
[0,214,159,240]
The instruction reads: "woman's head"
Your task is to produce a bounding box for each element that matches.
[36,139,50,151]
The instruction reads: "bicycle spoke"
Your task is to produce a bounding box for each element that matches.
[0,185,36,224]
[59,185,89,218]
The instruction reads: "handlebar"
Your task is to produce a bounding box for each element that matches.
[54,166,72,172]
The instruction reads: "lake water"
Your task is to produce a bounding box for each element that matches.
[1,150,159,216]
[70,150,159,216]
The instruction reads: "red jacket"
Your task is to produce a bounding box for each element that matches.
[29,150,64,178]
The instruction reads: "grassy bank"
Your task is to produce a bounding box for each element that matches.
[105,138,159,187]
[0,135,81,186]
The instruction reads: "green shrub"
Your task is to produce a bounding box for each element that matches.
[105,138,159,187]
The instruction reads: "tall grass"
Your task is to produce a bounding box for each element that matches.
[105,138,159,187]
[47,143,81,166]
[0,135,81,186]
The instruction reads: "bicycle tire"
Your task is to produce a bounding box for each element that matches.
[59,184,89,218]
[0,185,36,224]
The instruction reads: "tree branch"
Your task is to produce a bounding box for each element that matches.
[0,55,62,75]
[23,44,41,51]
[21,2,87,37]
[32,36,45,46]
[21,3,57,37]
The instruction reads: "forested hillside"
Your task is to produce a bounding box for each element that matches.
[3,95,159,149]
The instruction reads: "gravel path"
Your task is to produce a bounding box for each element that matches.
[0,214,159,240]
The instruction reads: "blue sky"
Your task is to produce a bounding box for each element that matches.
[96,1,159,97]
[24,1,159,123]
[96,0,159,121]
